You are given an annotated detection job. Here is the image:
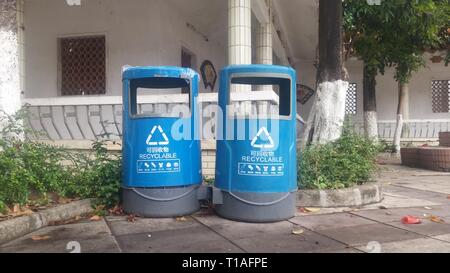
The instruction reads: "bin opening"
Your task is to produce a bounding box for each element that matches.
[129,77,191,118]
[229,76,291,118]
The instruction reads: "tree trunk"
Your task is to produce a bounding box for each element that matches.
[303,0,348,145]
[393,82,408,154]
[363,65,378,141]
[401,82,410,138]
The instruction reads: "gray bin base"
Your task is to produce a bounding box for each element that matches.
[214,190,297,223]
[121,185,200,218]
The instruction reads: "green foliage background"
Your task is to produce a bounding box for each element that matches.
[298,126,384,190]
[344,0,450,83]
[0,109,121,213]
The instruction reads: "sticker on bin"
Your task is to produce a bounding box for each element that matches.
[137,159,180,173]
[238,162,284,176]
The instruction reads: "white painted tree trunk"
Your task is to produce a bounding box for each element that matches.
[364,111,379,141]
[393,83,408,155]
[0,0,23,140]
[0,26,20,117]
[309,80,349,144]
[393,114,403,154]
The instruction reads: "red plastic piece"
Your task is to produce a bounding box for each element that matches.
[401,215,422,224]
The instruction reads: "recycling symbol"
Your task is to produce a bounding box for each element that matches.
[251,127,274,149]
[146,125,169,146]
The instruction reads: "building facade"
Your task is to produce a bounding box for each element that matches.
[1,0,449,175]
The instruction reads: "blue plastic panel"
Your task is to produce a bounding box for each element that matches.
[122,66,202,188]
[215,65,298,193]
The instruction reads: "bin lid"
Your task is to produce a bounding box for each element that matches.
[122,66,197,81]
[221,64,295,77]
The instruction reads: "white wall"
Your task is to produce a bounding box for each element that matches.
[24,0,226,98]
[347,56,450,121]
[295,55,450,122]
[295,60,316,119]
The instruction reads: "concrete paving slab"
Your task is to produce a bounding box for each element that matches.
[317,223,423,247]
[295,207,356,216]
[351,206,450,223]
[350,207,421,222]
[404,205,450,221]
[290,213,377,231]
[312,247,364,253]
[231,228,347,253]
[355,238,450,253]
[387,220,450,237]
[106,216,200,236]
[0,220,120,253]
[384,185,449,204]
[433,234,450,243]
[369,193,440,208]
[394,179,450,195]
[194,215,296,240]
[115,225,243,253]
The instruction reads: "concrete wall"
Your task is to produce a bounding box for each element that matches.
[22,0,450,122]
[295,55,450,121]
[23,0,226,98]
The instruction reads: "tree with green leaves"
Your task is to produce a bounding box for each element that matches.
[344,0,449,153]
[344,0,391,141]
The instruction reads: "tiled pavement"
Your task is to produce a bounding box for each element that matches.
[1,163,450,253]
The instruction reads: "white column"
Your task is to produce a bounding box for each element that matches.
[0,0,21,116]
[228,0,252,97]
[228,0,252,66]
[255,1,272,94]
[255,24,272,64]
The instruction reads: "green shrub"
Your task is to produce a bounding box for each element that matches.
[0,109,122,210]
[298,129,383,190]
[68,141,122,208]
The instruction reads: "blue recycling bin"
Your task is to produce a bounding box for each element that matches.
[121,66,202,217]
[214,65,297,222]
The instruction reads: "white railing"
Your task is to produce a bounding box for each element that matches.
[23,91,283,141]
[23,94,448,143]
[349,119,450,141]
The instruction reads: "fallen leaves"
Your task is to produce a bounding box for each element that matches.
[58,197,75,205]
[428,215,445,224]
[175,216,188,222]
[6,204,34,218]
[401,215,422,224]
[298,207,321,213]
[89,215,102,221]
[126,214,137,223]
[109,205,124,216]
[31,235,51,241]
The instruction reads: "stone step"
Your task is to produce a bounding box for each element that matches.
[401,146,450,172]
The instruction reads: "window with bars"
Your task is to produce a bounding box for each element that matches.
[431,80,450,113]
[59,35,106,96]
[345,83,357,115]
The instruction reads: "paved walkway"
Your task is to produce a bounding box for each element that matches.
[1,163,450,253]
